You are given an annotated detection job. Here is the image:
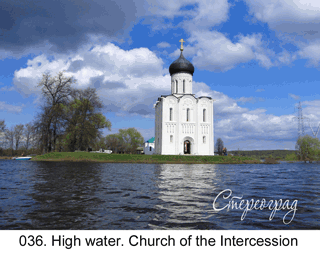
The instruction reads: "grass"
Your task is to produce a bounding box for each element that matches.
[0,156,12,160]
[31,152,271,164]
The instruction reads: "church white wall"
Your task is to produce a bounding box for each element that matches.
[155,100,163,154]
[178,95,195,154]
[156,94,214,156]
[197,98,213,155]
[144,142,155,155]
[161,96,178,155]
[171,73,193,95]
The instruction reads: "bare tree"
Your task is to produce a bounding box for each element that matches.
[0,120,5,132]
[0,120,6,149]
[38,71,75,106]
[215,138,224,156]
[14,124,24,150]
[24,123,34,150]
[37,71,76,153]
[5,127,14,155]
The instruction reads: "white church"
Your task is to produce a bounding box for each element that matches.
[154,39,214,155]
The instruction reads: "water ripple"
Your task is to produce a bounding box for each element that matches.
[0,160,319,229]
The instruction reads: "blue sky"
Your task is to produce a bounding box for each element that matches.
[1,0,320,150]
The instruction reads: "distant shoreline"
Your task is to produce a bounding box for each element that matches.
[23,152,282,164]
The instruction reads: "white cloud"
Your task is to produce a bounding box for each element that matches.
[146,0,230,28]
[237,97,256,104]
[181,31,274,71]
[302,100,320,120]
[297,40,320,66]
[243,0,320,68]
[289,93,301,100]
[11,42,320,149]
[0,101,23,113]
[193,81,320,149]
[256,88,265,92]
[157,42,171,48]
[244,0,320,25]
[13,43,168,117]
[0,86,15,92]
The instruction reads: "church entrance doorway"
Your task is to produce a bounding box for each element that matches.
[184,140,191,154]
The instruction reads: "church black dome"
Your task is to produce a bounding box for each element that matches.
[169,52,194,76]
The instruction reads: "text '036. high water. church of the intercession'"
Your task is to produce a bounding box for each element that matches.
[154,39,214,155]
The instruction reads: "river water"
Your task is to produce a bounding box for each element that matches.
[0,160,319,229]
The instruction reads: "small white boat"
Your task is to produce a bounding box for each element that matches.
[15,157,32,160]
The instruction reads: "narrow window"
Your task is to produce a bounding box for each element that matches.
[169,108,173,121]
[150,147,152,151]
[183,80,185,93]
[170,135,173,143]
[187,108,190,122]
[203,136,206,143]
[175,80,178,93]
[203,109,206,122]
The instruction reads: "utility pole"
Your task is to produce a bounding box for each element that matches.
[293,101,307,139]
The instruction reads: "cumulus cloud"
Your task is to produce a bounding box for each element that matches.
[192,81,320,149]
[0,101,23,113]
[0,0,299,71]
[146,0,230,27]
[244,0,320,27]
[302,100,320,120]
[297,40,320,66]
[0,0,231,58]
[241,0,320,68]
[11,42,320,149]
[176,31,275,72]
[13,43,168,117]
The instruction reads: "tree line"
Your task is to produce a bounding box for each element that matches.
[215,136,320,161]
[0,72,144,156]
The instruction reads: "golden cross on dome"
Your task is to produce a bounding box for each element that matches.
[179,38,185,51]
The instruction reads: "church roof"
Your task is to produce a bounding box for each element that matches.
[169,52,194,76]
[146,137,155,143]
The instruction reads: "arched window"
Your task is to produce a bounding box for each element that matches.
[169,108,173,121]
[203,136,206,143]
[186,108,190,122]
[203,109,206,122]
[175,80,178,93]
[170,135,173,143]
[183,80,185,93]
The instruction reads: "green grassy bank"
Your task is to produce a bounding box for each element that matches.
[0,156,12,160]
[31,152,274,164]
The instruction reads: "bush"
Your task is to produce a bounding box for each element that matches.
[296,135,320,162]
[285,153,298,161]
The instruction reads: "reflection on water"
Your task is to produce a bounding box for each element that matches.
[153,165,221,229]
[0,160,319,229]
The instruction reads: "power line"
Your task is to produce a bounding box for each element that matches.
[307,119,320,138]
